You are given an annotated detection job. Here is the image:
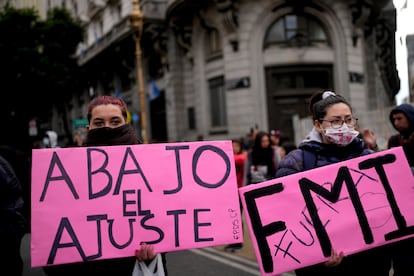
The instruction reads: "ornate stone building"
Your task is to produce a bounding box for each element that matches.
[3,0,400,144]
[164,0,399,143]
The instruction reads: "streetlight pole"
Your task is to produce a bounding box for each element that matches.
[129,0,148,143]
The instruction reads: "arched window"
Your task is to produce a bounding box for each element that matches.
[264,14,329,48]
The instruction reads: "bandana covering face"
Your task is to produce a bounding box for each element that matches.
[323,124,359,146]
[85,124,140,146]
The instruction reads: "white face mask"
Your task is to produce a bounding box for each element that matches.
[323,124,359,146]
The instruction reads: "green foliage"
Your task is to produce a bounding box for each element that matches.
[0,4,84,121]
[39,8,84,100]
[0,4,84,149]
[0,5,41,100]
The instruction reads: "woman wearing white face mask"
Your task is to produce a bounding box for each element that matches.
[275,91,391,276]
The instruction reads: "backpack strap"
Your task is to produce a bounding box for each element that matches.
[302,149,317,171]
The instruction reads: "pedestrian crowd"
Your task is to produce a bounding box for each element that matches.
[2,92,414,275]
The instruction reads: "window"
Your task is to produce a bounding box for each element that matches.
[188,107,196,130]
[73,1,78,14]
[272,67,332,89]
[264,14,329,48]
[206,28,223,61]
[208,76,227,128]
[111,3,122,22]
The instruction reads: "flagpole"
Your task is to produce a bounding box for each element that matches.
[129,0,149,143]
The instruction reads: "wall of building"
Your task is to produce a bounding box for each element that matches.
[1,0,399,145]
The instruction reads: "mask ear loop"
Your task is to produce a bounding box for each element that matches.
[314,119,324,134]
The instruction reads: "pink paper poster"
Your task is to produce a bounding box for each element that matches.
[31,140,242,267]
[239,147,414,275]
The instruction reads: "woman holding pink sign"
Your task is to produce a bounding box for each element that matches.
[43,96,167,276]
[275,91,390,276]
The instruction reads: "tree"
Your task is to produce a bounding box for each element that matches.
[38,8,84,144]
[0,5,84,152]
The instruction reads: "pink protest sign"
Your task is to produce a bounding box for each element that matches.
[31,140,242,267]
[239,147,414,275]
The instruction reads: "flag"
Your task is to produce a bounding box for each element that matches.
[148,80,160,101]
[114,89,121,98]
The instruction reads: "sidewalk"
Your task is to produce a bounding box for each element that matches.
[213,219,256,262]
[212,220,296,276]
[215,217,394,276]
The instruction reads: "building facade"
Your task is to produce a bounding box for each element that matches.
[3,0,400,145]
[407,34,414,103]
[164,0,399,143]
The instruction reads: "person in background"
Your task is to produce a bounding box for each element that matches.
[275,91,390,276]
[43,95,167,275]
[38,130,60,148]
[269,129,285,165]
[388,103,414,168]
[0,151,26,276]
[0,145,30,233]
[225,138,247,252]
[386,103,414,276]
[361,128,379,151]
[73,130,85,146]
[245,131,277,185]
[280,141,297,156]
[244,125,259,151]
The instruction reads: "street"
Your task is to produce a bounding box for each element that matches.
[21,234,295,276]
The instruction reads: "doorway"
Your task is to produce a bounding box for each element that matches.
[265,65,333,142]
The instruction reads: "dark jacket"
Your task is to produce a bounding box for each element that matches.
[387,104,414,275]
[275,128,390,276]
[388,103,414,167]
[0,154,26,276]
[0,155,26,236]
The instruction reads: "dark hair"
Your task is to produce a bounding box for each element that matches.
[251,131,276,176]
[281,141,297,155]
[87,96,128,122]
[309,91,352,121]
[232,138,243,154]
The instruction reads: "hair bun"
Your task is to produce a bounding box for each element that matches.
[322,91,336,99]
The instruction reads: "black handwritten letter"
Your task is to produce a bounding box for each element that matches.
[243,183,286,273]
[299,166,372,258]
[123,190,137,216]
[164,145,189,194]
[194,209,213,242]
[108,218,136,249]
[359,154,414,240]
[122,189,151,217]
[167,209,186,246]
[114,147,152,194]
[85,214,107,260]
[193,145,231,188]
[141,215,164,244]
[87,148,112,199]
[47,217,86,264]
[40,152,78,202]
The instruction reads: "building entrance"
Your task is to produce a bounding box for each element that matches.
[265,65,333,142]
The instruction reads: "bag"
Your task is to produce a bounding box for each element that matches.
[250,165,267,183]
[132,254,165,276]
